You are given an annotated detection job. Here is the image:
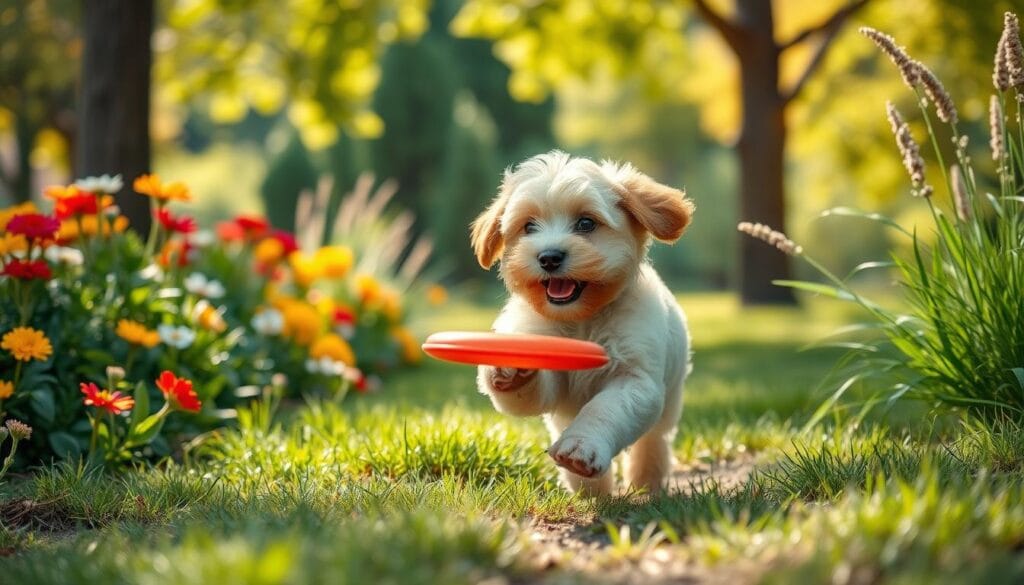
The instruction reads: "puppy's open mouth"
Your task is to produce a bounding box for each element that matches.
[543,278,586,305]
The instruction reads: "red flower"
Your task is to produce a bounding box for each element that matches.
[155,208,197,234]
[2,259,52,280]
[54,194,100,219]
[81,382,135,415]
[234,215,269,236]
[216,220,245,242]
[332,306,356,326]
[155,370,201,412]
[5,213,60,241]
[158,238,194,268]
[268,230,299,255]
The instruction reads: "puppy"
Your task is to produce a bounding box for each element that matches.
[471,151,694,496]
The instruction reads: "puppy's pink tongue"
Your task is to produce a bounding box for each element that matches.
[546,278,576,299]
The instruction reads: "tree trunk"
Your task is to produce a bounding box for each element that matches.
[77,0,153,235]
[734,0,795,305]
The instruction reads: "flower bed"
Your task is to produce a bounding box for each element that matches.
[0,174,434,467]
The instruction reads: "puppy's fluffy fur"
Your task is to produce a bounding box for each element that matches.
[471,151,694,495]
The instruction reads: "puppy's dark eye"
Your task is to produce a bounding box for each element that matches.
[574,217,597,233]
[524,221,539,234]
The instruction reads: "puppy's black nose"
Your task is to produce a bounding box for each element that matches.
[537,250,565,272]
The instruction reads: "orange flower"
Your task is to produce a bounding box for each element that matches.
[353,273,381,305]
[254,237,286,265]
[0,233,28,257]
[391,327,421,365]
[0,380,13,400]
[116,319,160,348]
[309,333,356,366]
[426,284,448,306]
[57,214,129,243]
[1,327,53,362]
[281,301,322,346]
[133,174,191,202]
[81,382,135,415]
[155,370,201,412]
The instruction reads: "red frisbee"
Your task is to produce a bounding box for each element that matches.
[422,331,609,370]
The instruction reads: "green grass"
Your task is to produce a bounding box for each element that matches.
[2,292,1023,584]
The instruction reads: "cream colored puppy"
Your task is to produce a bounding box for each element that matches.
[471,151,694,495]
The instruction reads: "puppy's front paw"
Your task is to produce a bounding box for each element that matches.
[487,367,536,393]
[548,435,611,478]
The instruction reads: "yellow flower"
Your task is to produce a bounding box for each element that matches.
[1,327,53,362]
[353,273,381,305]
[281,301,322,346]
[0,232,28,257]
[391,327,421,365]
[0,380,13,399]
[309,333,356,366]
[133,173,191,202]
[426,284,448,306]
[58,214,129,241]
[314,245,354,279]
[288,252,322,288]
[0,202,37,232]
[254,237,285,265]
[380,288,402,323]
[116,319,160,348]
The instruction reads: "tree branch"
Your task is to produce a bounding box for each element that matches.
[781,0,870,104]
[779,0,869,51]
[692,0,744,54]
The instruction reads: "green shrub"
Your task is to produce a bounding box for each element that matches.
[740,13,1024,422]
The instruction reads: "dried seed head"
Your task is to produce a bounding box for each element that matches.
[990,95,1006,163]
[860,27,919,89]
[950,164,970,222]
[886,102,932,198]
[5,419,32,441]
[995,25,1012,90]
[914,62,958,124]
[106,365,126,384]
[737,222,803,256]
[1003,12,1024,88]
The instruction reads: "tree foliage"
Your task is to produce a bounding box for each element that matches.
[155,0,431,150]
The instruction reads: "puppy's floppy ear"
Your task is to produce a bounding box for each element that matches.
[470,172,515,269]
[617,173,694,243]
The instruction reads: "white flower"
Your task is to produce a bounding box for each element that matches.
[305,359,320,374]
[43,246,84,266]
[184,272,226,299]
[184,272,208,295]
[306,357,346,376]
[204,279,225,299]
[103,205,121,218]
[139,263,165,282]
[188,230,216,248]
[74,174,123,194]
[158,324,196,349]
[251,308,284,336]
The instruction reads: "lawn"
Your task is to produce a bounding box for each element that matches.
[1,292,1023,584]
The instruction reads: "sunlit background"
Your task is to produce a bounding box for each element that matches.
[0,0,1014,296]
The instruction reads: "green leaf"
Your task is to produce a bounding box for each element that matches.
[819,207,911,237]
[772,280,856,301]
[30,388,56,425]
[131,380,150,430]
[48,431,83,459]
[126,413,165,448]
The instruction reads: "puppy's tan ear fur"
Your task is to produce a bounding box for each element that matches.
[470,174,514,269]
[618,174,694,243]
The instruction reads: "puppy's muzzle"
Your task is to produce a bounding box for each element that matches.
[538,249,566,273]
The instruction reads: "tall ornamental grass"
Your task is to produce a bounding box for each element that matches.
[740,12,1024,422]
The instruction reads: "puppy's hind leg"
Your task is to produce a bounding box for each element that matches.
[623,429,674,494]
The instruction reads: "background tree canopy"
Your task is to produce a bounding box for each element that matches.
[0,0,1015,297]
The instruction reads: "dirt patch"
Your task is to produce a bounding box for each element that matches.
[519,457,765,585]
[0,498,75,532]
